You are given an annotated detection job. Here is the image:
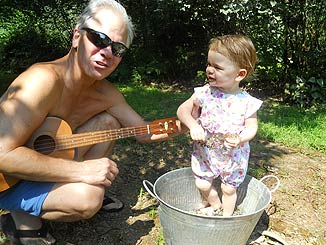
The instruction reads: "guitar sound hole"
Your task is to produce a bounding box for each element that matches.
[33,135,56,155]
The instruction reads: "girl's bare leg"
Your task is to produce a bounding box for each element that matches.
[195,178,222,209]
[221,183,237,216]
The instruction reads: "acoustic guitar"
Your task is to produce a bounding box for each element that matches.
[0,116,178,192]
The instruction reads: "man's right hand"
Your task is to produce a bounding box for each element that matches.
[82,157,119,187]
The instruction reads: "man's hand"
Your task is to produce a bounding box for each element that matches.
[82,158,119,187]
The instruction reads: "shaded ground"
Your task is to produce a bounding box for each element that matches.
[47,136,326,245]
[1,136,326,244]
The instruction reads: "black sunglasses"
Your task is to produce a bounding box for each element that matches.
[81,27,128,57]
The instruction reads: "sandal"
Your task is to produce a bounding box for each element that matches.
[100,196,124,212]
[0,213,56,245]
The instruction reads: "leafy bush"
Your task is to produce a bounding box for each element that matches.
[286,77,326,108]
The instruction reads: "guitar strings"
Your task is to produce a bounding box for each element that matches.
[32,125,173,151]
[31,123,177,153]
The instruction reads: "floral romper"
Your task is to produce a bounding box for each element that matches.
[192,85,263,187]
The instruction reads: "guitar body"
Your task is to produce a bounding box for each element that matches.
[0,175,19,192]
[0,117,75,191]
[0,116,178,192]
[26,117,75,160]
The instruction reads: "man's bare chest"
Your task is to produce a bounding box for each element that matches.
[50,90,110,130]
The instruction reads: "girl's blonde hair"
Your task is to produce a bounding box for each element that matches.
[209,34,257,79]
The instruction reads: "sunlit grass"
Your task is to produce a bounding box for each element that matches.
[258,100,326,151]
[118,83,326,152]
[0,75,324,152]
[117,83,191,120]
[155,228,165,245]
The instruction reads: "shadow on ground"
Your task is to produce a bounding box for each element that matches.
[49,135,291,244]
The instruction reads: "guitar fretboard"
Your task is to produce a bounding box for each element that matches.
[55,125,151,150]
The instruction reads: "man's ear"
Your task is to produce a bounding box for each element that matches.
[235,69,247,82]
[72,28,81,49]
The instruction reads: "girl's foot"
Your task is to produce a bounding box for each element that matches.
[196,200,209,210]
[195,206,223,216]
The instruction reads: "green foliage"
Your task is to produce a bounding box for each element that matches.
[123,0,230,81]
[286,77,326,108]
[0,0,325,103]
[219,0,326,97]
[0,1,84,73]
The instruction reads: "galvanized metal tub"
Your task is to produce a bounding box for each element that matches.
[143,167,279,245]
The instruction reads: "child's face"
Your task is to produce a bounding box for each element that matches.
[206,50,244,93]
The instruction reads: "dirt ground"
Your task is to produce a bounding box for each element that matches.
[1,136,326,245]
[43,136,325,245]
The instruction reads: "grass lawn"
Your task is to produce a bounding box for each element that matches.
[0,73,324,153]
[117,83,326,153]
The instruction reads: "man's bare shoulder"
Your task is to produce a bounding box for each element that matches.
[2,62,65,114]
[25,62,62,83]
[10,62,63,94]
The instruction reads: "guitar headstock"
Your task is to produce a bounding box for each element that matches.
[149,117,179,134]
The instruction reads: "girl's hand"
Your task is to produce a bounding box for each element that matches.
[190,124,206,142]
[224,133,241,149]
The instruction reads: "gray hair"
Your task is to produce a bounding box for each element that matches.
[76,0,134,47]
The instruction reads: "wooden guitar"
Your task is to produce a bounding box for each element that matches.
[0,116,178,192]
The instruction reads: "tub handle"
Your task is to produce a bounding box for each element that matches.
[142,180,158,199]
[260,175,280,193]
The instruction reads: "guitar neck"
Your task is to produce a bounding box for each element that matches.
[55,125,150,150]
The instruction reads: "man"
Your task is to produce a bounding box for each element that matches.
[0,0,181,244]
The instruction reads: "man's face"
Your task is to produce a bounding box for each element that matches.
[74,9,128,80]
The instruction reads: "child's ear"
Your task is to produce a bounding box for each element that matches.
[72,28,81,49]
[236,69,247,82]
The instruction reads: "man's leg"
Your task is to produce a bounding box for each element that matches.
[4,182,104,244]
[41,182,105,221]
[74,111,121,161]
[74,111,124,212]
[3,112,122,243]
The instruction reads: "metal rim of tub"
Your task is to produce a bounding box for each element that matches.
[143,167,280,219]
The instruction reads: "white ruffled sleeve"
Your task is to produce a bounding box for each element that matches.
[194,85,210,107]
[245,96,263,118]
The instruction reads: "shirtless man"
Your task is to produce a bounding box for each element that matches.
[0,1,181,244]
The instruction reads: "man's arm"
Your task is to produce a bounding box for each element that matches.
[104,83,183,143]
[0,66,117,187]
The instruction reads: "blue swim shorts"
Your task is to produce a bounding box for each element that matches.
[0,181,55,216]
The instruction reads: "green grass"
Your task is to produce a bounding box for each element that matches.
[258,100,326,152]
[1,72,324,152]
[117,83,191,120]
[117,83,326,152]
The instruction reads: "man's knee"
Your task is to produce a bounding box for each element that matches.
[69,185,104,219]
[75,111,121,133]
[100,112,121,130]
